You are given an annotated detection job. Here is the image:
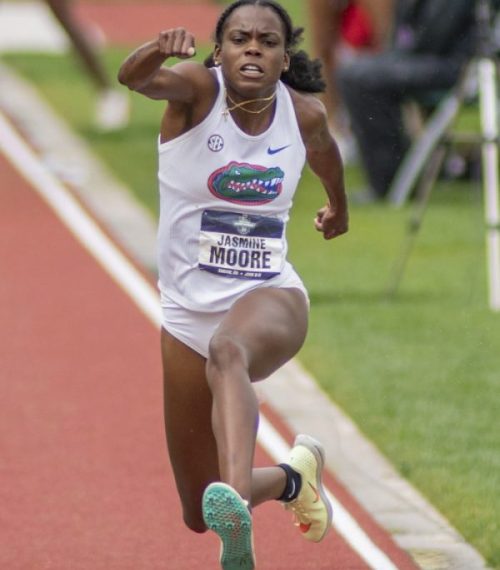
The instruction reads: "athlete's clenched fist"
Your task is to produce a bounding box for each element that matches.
[157,28,196,59]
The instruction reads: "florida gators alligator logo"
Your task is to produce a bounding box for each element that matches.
[208,161,284,205]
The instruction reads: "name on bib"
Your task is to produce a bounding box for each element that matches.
[198,209,284,280]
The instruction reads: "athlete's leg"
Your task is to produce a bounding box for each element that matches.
[161,329,220,532]
[206,287,309,505]
[161,328,289,533]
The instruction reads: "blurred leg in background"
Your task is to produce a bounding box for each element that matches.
[45,0,129,131]
[307,0,394,162]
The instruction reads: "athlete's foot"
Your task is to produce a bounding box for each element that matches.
[202,482,255,570]
[283,434,333,542]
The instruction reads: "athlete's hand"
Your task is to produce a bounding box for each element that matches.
[314,202,348,240]
[157,28,196,59]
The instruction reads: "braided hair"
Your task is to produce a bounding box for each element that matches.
[204,0,326,93]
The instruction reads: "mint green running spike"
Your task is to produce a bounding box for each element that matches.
[202,482,255,570]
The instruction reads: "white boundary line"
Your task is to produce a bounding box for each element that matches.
[0,110,399,570]
[0,112,161,327]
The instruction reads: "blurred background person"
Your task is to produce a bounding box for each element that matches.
[45,0,129,131]
[336,0,477,202]
[308,0,394,160]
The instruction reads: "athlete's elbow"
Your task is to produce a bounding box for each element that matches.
[117,67,142,92]
[117,67,131,89]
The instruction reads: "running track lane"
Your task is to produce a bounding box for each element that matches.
[0,114,418,569]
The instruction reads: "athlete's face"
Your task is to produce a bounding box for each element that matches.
[215,6,290,97]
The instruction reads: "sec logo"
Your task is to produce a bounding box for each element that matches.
[208,134,224,152]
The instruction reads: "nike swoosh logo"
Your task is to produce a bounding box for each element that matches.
[308,482,320,503]
[267,144,291,155]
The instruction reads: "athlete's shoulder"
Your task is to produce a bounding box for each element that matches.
[160,66,219,142]
[284,86,328,145]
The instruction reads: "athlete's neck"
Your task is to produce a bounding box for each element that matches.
[222,87,277,135]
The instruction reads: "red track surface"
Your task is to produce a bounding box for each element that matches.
[0,128,421,569]
[76,1,220,45]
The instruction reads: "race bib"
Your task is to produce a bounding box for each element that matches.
[198,209,285,280]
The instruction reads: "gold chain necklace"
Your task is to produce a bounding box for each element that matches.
[223,90,276,117]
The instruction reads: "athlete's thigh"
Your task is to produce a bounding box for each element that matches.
[213,287,309,381]
[161,329,219,523]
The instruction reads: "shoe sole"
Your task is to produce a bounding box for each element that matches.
[294,434,333,541]
[202,482,255,570]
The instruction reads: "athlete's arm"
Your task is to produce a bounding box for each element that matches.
[291,90,349,240]
[117,29,214,102]
[118,29,218,142]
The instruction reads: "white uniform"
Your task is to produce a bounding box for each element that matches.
[158,67,308,355]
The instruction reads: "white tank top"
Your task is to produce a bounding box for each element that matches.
[157,66,307,312]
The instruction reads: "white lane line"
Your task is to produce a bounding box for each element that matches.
[0,112,161,327]
[0,110,399,570]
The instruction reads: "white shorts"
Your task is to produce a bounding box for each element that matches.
[160,276,309,358]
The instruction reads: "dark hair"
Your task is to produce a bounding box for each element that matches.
[204,0,326,93]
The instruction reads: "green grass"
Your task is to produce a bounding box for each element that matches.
[4,34,500,569]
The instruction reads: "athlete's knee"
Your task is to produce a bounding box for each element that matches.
[207,332,248,375]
